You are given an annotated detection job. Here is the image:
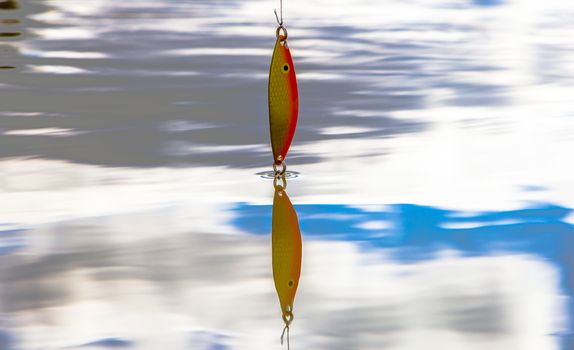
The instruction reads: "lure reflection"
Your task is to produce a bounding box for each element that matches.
[271,175,302,349]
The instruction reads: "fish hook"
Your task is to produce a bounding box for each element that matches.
[274,0,283,26]
[281,310,293,349]
[280,324,290,350]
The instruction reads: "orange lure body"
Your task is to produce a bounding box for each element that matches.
[268,34,299,165]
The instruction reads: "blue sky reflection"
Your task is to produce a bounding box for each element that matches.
[231,201,574,347]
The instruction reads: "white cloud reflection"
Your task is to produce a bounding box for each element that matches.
[22,50,108,59]
[28,65,91,74]
[3,128,85,137]
[1,224,566,350]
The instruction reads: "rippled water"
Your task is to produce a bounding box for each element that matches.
[1,0,574,349]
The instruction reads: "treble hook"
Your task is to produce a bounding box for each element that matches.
[274,0,283,25]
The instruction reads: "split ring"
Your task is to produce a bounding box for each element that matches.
[276,25,288,42]
[273,175,287,191]
[273,160,287,176]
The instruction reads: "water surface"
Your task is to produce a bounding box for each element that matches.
[1,0,574,349]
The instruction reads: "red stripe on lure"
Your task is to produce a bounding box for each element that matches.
[268,27,299,166]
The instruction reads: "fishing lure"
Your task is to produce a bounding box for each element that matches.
[272,177,302,349]
[268,0,299,172]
